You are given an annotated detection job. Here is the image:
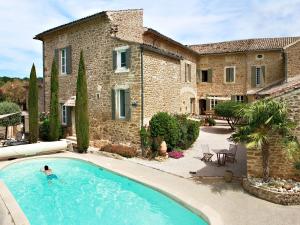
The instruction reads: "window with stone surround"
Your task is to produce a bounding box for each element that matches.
[256,67,262,85]
[111,88,131,120]
[224,66,235,83]
[113,46,131,73]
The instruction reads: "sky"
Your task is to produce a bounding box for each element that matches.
[0,0,300,78]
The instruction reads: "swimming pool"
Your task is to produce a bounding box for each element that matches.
[0,158,208,225]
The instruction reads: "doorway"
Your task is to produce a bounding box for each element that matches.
[199,99,207,115]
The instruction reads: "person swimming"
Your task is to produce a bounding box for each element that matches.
[41,165,58,182]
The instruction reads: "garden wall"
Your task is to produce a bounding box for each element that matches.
[247,87,300,180]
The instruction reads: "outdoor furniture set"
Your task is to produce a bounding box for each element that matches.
[201,144,238,166]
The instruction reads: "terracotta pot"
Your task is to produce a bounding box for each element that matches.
[159,141,167,156]
[224,170,233,183]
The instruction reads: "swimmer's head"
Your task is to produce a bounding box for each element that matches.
[44,165,49,170]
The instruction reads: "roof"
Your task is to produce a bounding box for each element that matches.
[34,9,142,40]
[143,28,199,55]
[141,44,183,60]
[257,75,300,96]
[189,37,300,55]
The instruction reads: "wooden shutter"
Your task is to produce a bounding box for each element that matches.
[196,69,201,83]
[112,50,117,70]
[208,69,212,83]
[126,48,131,69]
[244,95,248,103]
[66,46,72,74]
[230,68,235,82]
[206,99,210,111]
[54,49,59,65]
[111,89,116,120]
[188,64,191,82]
[261,66,266,84]
[231,95,236,101]
[67,107,72,126]
[251,66,256,88]
[125,89,131,121]
[225,68,230,82]
[184,64,187,82]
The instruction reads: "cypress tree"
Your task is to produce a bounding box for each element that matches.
[49,58,60,141]
[28,64,39,143]
[75,51,89,152]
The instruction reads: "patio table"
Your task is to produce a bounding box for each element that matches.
[213,149,228,166]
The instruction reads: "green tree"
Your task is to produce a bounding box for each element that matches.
[231,99,299,182]
[214,101,244,130]
[0,101,21,139]
[28,64,39,143]
[75,51,90,152]
[49,58,60,141]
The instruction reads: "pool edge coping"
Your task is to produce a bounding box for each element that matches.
[0,181,30,225]
[0,153,224,225]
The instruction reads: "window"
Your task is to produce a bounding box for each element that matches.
[201,70,208,82]
[118,89,126,119]
[210,97,218,109]
[185,63,191,82]
[236,95,244,102]
[256,54,264,60]
[61,48,66,74]
[225,67,235,83]
[61,105,67,125]
[256,67,262,85]
[113,46,130,72]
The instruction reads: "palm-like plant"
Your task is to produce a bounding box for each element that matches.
[231,99,298,182]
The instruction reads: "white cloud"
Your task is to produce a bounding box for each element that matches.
[0,0,299,77]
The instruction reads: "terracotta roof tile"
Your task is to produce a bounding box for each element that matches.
[189,37,300,54]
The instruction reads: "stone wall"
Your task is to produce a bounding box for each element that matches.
[247,88,300,180]
[285,40,300,79]
[197,51,284,99]
[43,11,142,147]
[143,51,198,125]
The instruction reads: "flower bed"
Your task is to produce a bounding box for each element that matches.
[168,151,184,159]
[243,178,300,205]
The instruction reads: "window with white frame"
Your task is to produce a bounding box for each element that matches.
[118,89,126,119]
[256,67,262,85]
[61,48,66,74]
[61,105,67,125]
[236,95,244,102]
[210,97,218,109]
[113,46,130,72]
[225,66,235,83]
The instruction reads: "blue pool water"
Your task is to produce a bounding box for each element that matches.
[0,158,208,225]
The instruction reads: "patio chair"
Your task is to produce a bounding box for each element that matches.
[201,144,213,162]
[225,144,238,163]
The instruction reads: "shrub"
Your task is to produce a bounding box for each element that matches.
[39,118,63,141]
[207,118,216,126]
[295,162,300,171]
[214,101,244,130]
[175,114,200,149]
[101,144,137,158]
[140,126,150,149]
[149,112,180,149]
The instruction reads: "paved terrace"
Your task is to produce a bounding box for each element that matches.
[129,122,247,178]
[0,152,299,225]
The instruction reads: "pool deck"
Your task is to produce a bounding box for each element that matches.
[1,152,300,225]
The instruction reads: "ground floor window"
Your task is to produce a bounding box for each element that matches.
[236,95,244,102]
[118,89,126,119]
[210,97,218,109]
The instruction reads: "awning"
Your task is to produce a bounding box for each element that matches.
[64,96,76,107]
[0,112,20,120]
[206,96,231,101]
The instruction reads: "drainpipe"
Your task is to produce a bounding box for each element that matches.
[140,46,144,155]
[42,40,46,112]
[283,51,288,83]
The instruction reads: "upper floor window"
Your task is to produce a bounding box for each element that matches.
[185,63,191,82]
[201,70,208,82]
[256,67,262,85]
[225,66,235,83]
[256,54,264,60]
[55,46,72,75]
[61,48,67,74]
[113,46,131,73]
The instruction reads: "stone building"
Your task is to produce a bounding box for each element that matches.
[34,9,300,148]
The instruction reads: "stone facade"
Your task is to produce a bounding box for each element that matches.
[247,87,300,181]
[285,40,300,79]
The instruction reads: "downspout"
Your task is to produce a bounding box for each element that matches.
[42,40,46,112]
[140,46,144,155]
[283,50,288,82]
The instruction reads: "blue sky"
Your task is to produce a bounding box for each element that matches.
[1,0,300,78]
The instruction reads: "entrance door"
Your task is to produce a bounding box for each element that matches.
[199,99,207,115]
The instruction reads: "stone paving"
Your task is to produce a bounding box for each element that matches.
[129,122,247,178]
